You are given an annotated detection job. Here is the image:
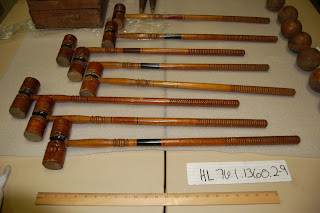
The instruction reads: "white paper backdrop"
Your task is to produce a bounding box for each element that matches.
[0,0,319,157]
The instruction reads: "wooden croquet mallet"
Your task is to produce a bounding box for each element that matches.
[9,77,239,119]
[56,34,245,67]
[67,48,268,82]
[42,118,300,170]
[79,62,295,97]
[24,96,266,142]
[112,3,270,30]
[102,21,278,48]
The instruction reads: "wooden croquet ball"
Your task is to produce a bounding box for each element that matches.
[278,6,298,24]
[309,68,320,93]
[288,32,312,53]
[296,48,320,71]
[281,19,302,39]
[266,0,285,11]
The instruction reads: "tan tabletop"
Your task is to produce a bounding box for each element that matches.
[0,0,319,212]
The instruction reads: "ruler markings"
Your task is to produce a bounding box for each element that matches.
[35,191,280,206]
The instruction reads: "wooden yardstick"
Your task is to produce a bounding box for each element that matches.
[35,191,280,206]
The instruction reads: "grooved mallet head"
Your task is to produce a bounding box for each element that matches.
[102,21,118,48]
[43,118,72,170]
[24,96,55,142]
[80,62,104,97]
[112,3,126,30]
[56,34,78,67]
[67,47,91,82]
[9,77,40,119]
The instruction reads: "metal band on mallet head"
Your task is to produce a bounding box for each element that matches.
[56,34,77,67]
[67,47,91,82]
[112,3,126,30]
[102,21,118,48]
[79,62,104,97]
[24,96,55,142]
[9,77,40,119]
[42,118,72,170]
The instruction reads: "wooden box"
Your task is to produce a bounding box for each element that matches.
[27,0,109,29]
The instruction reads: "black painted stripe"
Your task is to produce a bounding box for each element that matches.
[141,63,160,69]
[84,73,100,79]
[164,34,182,39]
[104,29,117,34]
[167,15,183,20]
[50,135,66,142]
[19,89,33,96]
[114,10,125,14]
[61,43,73,48]
[32,111,48,118]
[137,139,162,146]
[72,56,87,62]
[123,48,141,54]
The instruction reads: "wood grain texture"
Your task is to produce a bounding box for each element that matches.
[47,115,267,128]
[27,0,102,10]
[67,136,300,147]
[125,14,270,23]
[28,0,108,28]
[9,77,40,119]
[81,47,245,56]
[112,3,125,29]
[35,191,280,205]
[50,118,72,141]
[102,21,118,48]
[296,48,320,71]
[67,47,90,82]
[117,33,278,42]
[33,95,239,107]
[24,96,55,142]
[29,10,104,28]
[42,140,67,170]
[97,62,269,71]
[99,78,296,96]
[309,68,320,93]
[56,34,77,67]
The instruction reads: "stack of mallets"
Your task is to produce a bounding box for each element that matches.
[9,78,300,170]
[10,3,300,170]
[57,3,279,82]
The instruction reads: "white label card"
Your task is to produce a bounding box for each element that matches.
[187,160,291,185]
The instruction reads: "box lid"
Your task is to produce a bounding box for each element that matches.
[27,0,103,10]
